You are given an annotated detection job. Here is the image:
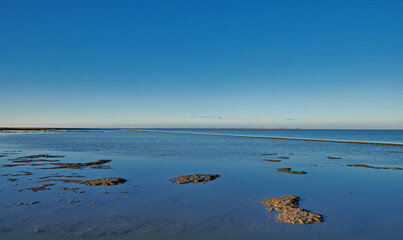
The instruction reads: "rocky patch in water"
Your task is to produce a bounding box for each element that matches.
[265,159,281,162]
[277,168,307,175]
[2,163,29,168]
[11,159,61,164]
[26,184,55,192]
[262,153,277,156]
[44,159,112,169]
[80,177,127,186]
[346,164,403,170]
[38,174,84,180]
[39,177,127,186]
[277,157,289,159]
[14,154,64,159]
[170,174,220,184]
[327,156,342,159]
[261,195,323,224]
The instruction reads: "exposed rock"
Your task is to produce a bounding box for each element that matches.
[277,168,306,175]
[38,174,84,180]
[80,177,127,186]
[265,159,281,162]
[43,177,127,186]
[45,160,112,169]
[277,157,289,159]
[170,174,220,184]
[7,178,18,182]
[26,184,55,192]
[15,154,64,159]
[10,159,61,163]
[262,153,277,156]
[261,195,323,224]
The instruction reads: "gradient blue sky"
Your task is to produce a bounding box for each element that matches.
[1,0,402,128]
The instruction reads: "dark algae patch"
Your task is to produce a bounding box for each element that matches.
[170,174,220,184]
[277,168,307,175]
[262,153,277,156]
[347,164,403,170]
[261,195,323,225]
[277,157,290,159]
[327,156,342,159]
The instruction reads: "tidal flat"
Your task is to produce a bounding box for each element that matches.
[0,129,403,240]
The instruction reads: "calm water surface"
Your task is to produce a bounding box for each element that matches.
[0,130,402,240]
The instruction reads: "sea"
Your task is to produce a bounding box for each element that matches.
[0,129,402,240]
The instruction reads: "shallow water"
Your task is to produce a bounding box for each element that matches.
[0,130,403,239]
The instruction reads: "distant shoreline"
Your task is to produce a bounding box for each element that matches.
[144,130,403,147]
[0,128,115,131]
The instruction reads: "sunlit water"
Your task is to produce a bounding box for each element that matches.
[0,130,402,240]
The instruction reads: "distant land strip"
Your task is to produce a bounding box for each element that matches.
[140,130,403,147]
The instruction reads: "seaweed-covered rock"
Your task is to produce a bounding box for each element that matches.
[170,174,220,184]
[261,195,323,225]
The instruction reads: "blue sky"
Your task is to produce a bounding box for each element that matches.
[1,0,402,128]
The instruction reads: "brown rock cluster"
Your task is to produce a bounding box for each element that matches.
[170,174,220,184]
[261,195,323,225]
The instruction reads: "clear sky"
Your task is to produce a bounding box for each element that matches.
[1,0,402,129]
